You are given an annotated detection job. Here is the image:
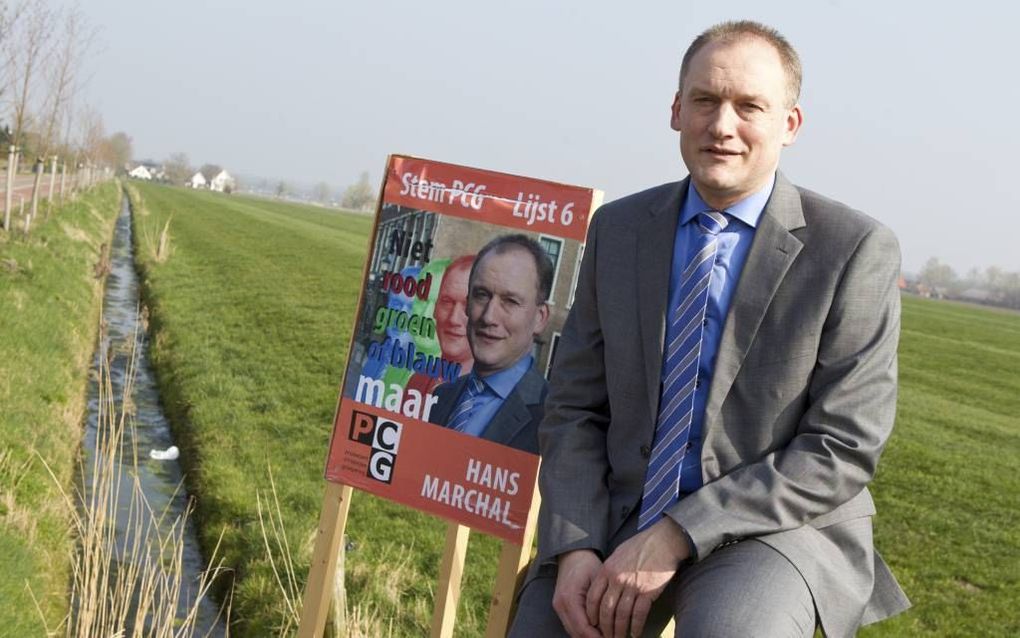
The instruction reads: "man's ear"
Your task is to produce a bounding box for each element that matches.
[670,90,683,132]
[533,302,550,335]
[783,103,804,146]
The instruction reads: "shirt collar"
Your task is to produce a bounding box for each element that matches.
[680,173,775,229]
[476,354,534,399]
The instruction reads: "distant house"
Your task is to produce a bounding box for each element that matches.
[209,170,236,194]
[128,165,152,180]
[188,172,207,189]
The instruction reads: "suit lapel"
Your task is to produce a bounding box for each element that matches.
[482,368,544,446]
[703,173,805,425]
[432,376,468,425]
[637,180,686,421]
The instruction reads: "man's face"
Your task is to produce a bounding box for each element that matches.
[467,247,550,376]
[433,262,472,364]
[671,37,803,210]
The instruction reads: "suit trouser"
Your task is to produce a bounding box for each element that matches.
[510,514,816,638]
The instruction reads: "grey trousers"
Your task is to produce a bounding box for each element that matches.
[509,539,817,638]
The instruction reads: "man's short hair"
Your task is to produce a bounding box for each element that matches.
[470,234,554,303]
[444,254,475,280]
[679,20,802,107]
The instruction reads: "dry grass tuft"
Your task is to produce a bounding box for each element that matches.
[33,315,230,637]
[60,223,91,244]
[257,472,402,637]
[256,467,302,635]
[0,448,38,541]
[156,216,173,263]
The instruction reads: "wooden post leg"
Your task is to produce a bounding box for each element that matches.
[485,474,542,637]
[298,482,354,638]
[431,523,471,638]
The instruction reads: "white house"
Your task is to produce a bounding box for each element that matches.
[209,170,236,193]
[128,165,152,180]
[188,172,207,189]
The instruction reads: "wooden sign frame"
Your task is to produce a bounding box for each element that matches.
[298,156,602,636]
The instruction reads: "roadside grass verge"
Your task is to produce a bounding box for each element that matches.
[129,182,1019,636]
[129,182,503,636]
[0,183,120,634]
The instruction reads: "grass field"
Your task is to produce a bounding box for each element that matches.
[129,182,1018,636]
[861,296,1019,636]
[0,183,121,635]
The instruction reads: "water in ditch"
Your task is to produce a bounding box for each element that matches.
[82,194,227,635]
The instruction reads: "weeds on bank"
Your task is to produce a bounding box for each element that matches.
[35,312,230,637]
[123,183,172,263]
[256,469,396,638]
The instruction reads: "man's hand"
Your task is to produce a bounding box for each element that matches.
[553,549,604,638]
[584,518,691,638]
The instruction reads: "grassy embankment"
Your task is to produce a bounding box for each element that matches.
[0,183,121,634]
[130,181,1018,636]
[129,182,505,636]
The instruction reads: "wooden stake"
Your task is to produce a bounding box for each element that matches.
[431,523,471,638]
[485,473,542,637]
[297,482,354,638]
[29,158,43,226]
[3,145,16,232]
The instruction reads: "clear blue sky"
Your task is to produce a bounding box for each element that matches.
[84,0,1019,274]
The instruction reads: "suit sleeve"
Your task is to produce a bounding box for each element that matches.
[667,224,902,560]
[535,210,613,563]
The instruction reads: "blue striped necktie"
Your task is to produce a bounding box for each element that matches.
[448,375,485,433]
[638,210,729,531]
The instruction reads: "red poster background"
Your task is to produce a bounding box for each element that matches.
[325,402,538,544]
[382,155,593,242]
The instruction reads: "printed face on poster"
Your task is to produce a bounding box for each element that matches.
[325,155,597,543]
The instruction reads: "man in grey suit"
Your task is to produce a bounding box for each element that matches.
[511,20,910,637]
[429,235,552,454]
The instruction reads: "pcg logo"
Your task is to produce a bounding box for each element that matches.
[349,411,403,483]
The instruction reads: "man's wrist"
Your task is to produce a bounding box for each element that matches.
[659,515,697,564]
[557,548,600,566]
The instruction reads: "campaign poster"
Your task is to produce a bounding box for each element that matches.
[324,155,599,543]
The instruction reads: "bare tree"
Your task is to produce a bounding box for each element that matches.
[919,257,959,297]
[102,131,132,171]
[340,171,375,211]
[38,5,97,157]
[313,181,331,204]
[5,0,55,150]
[163,152,192,185]
[199,163,222,182]
[0,3,24,102]
[75,103,104,164]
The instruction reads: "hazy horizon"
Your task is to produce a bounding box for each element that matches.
[84,1,1019,275]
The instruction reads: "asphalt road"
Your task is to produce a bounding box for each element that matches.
[3,173,66,211]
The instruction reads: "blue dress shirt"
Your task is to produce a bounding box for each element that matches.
[672,176,774,492]
[454,354,534,437]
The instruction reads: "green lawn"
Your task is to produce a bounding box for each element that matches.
[862,296,1019,637]
[129,183,1019,637]
[0,183,121,635]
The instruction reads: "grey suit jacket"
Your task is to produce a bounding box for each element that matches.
[536,174,910,637]
[430,365,548,455]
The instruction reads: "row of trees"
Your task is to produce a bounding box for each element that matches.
[916,257,1020,309]
[262,172,376,211]
[142,153,224,186]
[307,172,375,210]
[0,1,129,176]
